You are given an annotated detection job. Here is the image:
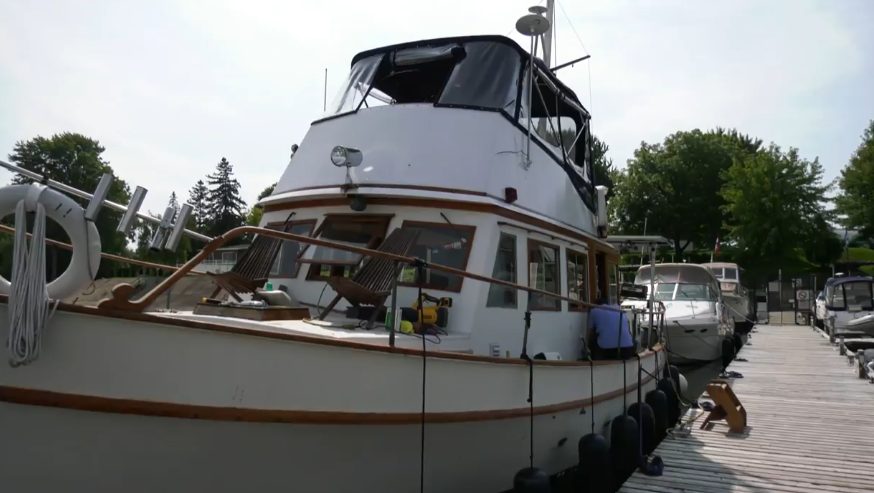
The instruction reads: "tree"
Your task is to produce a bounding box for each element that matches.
[167,191,179,214]
[721,144,832,274]
[205,157,247,239]
[258,183,277,201]
[835,120,874,238]
[610,130,735,258]
[5,133,131,279]
[188,180,209,233]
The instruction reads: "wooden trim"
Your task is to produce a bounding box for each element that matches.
[397,220,477,293]
[527,238,562,311]
[264,219,317,279]
[278,183,489,198]
[304,215,392,281]
[566,248,589,311]
[263,196,619,259]
[0,370,655,425]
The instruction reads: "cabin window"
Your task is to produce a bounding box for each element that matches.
[567,249,589,310]
[366,45,463,106]
[528,239,561,311]
[267,220,317,278]
[723,268,738,281]
[399,221,476,292]
[437,42,522,110]
[833,282,874,311]
[518,66,592,175]
[305,215,391,280]
[487,233,518,308]
[608,263,618,304]
[324,54,384,117]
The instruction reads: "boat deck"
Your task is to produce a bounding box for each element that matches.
[620,324,874,493]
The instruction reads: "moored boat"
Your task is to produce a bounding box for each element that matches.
[0,8,670,493]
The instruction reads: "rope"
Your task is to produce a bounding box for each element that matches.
[7,200,58,367]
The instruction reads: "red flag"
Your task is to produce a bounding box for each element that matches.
[714,236,720,256]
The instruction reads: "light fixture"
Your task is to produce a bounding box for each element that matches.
[330,145,363,168]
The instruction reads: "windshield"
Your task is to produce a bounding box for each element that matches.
[635,266,714,285]
[651,283,717,301]
[324,41,523,118]
[843,282,873,311]
[723,268,738,280]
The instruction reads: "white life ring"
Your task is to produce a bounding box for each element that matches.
[0,184,101,300]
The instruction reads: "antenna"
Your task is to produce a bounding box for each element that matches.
[323,68,328,112]
[516,7,551,167]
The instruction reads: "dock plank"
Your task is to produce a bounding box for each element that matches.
[619,325,874,493]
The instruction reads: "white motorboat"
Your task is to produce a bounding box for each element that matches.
[0,9,669,493]
[626,264,733,367]
[702,262,755,335]
[819,276,874,341]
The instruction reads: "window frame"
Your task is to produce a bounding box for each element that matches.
[566,248,589,311]
[526,238,562,312]
[486,232,519,309]
[264,219,318,279]
[303,214,393,281]
[397,220,477,293]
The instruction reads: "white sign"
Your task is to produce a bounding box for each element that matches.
[797,290,809,301]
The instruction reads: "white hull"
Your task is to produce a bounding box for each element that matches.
[0,306,664,493]
[723,293,750,323]
[664,319,725,366]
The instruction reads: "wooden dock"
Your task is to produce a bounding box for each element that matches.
[620,324,874,493]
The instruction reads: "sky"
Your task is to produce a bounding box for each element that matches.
[1,0,873,217]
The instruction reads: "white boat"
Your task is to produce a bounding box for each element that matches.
[626,264,733,367]
[819,276,874,341]
[702,262,754,335]
[0,10,668,493]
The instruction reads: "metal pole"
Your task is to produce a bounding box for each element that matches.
[0,159,212,243]
[388,261,399,348]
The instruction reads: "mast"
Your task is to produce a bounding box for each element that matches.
[536,1,555,137]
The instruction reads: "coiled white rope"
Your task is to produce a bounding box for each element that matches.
[7,200,57,367]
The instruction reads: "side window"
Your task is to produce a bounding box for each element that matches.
[268,221,317,278]
[399,222,476,292]
[305,216,391,280]
[528,239,561,311]
[487,233,518,308]
[566,249,589,310]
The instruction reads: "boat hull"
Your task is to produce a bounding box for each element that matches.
[664,320,725,367]
[0,306,664,493]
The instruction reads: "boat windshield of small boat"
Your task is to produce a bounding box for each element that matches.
[823,276,874,337]
[634,264,720,303]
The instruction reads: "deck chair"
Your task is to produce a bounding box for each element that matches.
[318,227,420,327]
[207,224,289,302]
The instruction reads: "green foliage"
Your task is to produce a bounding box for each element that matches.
[246,206,263,227]
[5,133,131,279]
[610,129,737,257]
[720,143,833,274]
[835,120,874,237]
[205,157,247,239]
[187,180,209,233]
[258,183,277,202]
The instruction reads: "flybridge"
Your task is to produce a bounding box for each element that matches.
[0,158,212,251]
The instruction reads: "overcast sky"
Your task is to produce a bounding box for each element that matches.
[2,0,873,216]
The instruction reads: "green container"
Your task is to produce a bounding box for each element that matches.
[264,281,274,291]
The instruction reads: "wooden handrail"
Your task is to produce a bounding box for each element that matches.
[0,224,206,275]
[98,225,624,313]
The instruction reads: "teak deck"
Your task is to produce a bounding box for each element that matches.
[620,324,874,493]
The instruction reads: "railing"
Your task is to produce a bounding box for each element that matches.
[2,222,663,353]
[0,224,206,275]
[97,225,629,315]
